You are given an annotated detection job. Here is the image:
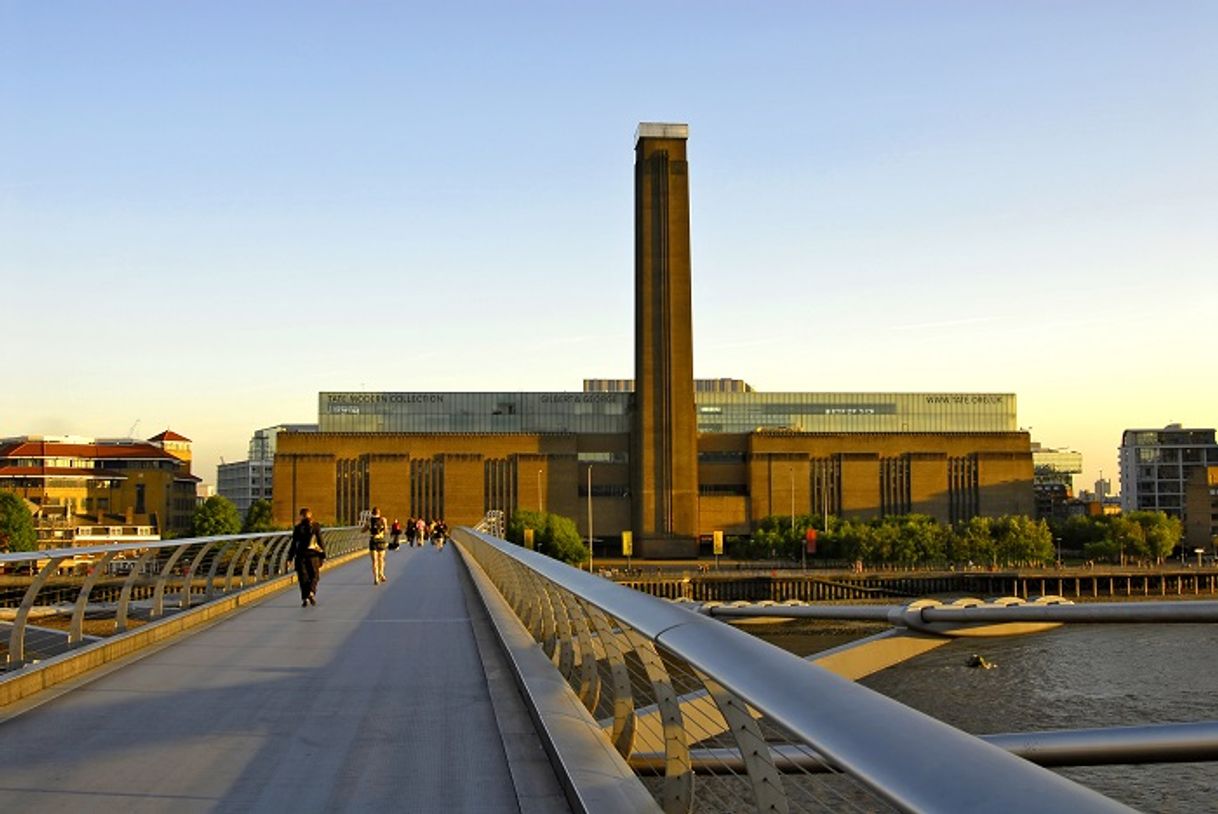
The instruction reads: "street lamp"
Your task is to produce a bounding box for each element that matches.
[586,464,594,573]
[791,466,804,570]
[789,466,795,534]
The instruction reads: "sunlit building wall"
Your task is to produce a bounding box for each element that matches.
[1121,425,1218,549]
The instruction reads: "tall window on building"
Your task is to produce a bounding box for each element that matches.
[411,458,444,520]
[811,457,839,518]
[336,457,371,525]
[880,456,911,516]
[948,455,979,523]
[135,483,146,515]
[484,458,514,517]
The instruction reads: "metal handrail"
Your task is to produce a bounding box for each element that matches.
[699,598,1218,625]
[2,526,363,670]
[455,526,1132,813]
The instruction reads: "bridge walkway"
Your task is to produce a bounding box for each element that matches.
[0,543,569,813]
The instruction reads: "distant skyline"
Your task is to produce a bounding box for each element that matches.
[3,2,1215,494]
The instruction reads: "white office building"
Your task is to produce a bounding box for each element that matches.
[1119,425,1218,518]
[217,424,316,515]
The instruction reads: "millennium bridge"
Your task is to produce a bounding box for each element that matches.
[2,518,1217,813]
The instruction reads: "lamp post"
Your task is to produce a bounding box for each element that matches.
[789,466,795,533]
[791,466,803,570]
[823,471,830,532]
[586,464,594,573]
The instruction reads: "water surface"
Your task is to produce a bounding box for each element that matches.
[754,621,1218,812]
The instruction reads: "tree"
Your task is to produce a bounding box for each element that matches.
[243,499,276,533]
[1052,514,1107,555]
[507,509,545,547]
[949,516,993,565]
[1127,511,1182,563]
[902,515,948,565]
[1105,516,1146,564]
[541,512,588,566]
[989,515,1054,566]
[1083,538,1120,563]
[751,516,790,560]
[506,509,588,566]
[0,491,37,552]
[191,495,242,537]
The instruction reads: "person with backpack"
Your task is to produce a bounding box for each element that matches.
[363,506,389,584]
[286,507,325,607]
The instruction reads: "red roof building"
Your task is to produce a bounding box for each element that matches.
[0,434,199,545]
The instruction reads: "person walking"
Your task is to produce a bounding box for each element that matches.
[390,518,402,550]
[415,517,427,549]
[286,507,325,607]
[363,506,388,584]
[405,516,417,548]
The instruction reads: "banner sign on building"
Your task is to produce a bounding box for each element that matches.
[713,530,724,556]
[621,531,633,557]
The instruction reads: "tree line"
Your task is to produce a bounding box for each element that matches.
[0,489,1186,570]
[188,496,281,537]
[1052,511,1183,565]
[742,510,1183,567]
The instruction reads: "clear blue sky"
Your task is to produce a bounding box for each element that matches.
[3,1,1215,492]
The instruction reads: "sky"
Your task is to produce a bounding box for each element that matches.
[2,1,1215,493]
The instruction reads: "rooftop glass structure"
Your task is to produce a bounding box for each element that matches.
[320,392,632,434]
[318,391,1016,435]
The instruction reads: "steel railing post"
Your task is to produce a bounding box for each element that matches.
[272,534,294,575]
[7,555,67,668]
[180,541,220,610]
[151,541,194,619]
[587,605,637,759]
[67,551,118,646]
[551,586,577,681]
[223,539,256,592]
[569,596,602,713]
[116,548,157,632]
[694,667,789,814]
[205,540,239,600]
[626,630,694,814]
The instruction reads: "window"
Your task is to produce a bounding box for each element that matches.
[699,484,749,496]
[578,484,630,498]
[699,451,746,463]
[577,452,627,463]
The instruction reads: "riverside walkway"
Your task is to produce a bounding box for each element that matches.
[0,544,569,813]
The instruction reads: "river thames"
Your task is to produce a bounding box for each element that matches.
[756,621,1218,812]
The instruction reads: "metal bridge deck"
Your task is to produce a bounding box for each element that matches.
[0,544,568,813]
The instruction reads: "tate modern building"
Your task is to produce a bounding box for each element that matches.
[273,125,1032,557]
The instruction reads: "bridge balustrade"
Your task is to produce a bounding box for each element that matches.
[0,527,364,673]
[456,523,1129,814]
